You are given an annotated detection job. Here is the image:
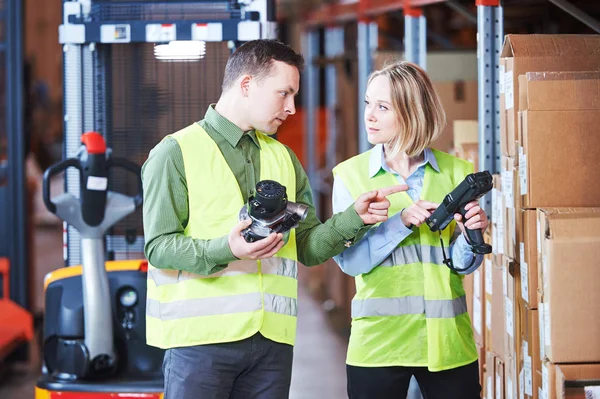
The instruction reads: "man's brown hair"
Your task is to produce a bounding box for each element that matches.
[222,39,305,91]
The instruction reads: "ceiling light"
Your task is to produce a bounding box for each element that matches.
[154,40,206,62]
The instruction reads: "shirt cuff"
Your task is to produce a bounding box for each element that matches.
[206,235,239,266]
[332,205,369,248]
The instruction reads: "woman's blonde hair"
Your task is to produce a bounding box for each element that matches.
[367,61,446,159]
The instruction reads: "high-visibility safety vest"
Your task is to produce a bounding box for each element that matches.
[146,123,299,349]
[333,148,478,372]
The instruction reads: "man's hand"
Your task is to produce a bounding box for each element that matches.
[400,200,440,228]
[354,185,408,225]
[228,219,285,260]
[454,200,489,236]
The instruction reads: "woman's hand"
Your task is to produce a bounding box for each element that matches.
[454,200,489,235]
[400,200,439,228]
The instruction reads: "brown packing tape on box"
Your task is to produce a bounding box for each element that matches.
[501,34,600,157]
[538,208,600,363]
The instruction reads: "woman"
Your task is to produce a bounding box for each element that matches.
[332,61,488,399]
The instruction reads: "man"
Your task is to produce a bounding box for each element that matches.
[142,39,405,399]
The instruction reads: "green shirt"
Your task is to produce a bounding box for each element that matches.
[142,105,368,275]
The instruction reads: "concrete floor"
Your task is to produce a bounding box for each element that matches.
[0,222,351,399]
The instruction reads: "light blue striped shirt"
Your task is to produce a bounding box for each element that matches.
[332,145,483,276]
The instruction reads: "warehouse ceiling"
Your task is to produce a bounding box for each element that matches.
[277,0,600,50]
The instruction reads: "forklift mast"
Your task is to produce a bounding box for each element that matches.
[59,0,277,266]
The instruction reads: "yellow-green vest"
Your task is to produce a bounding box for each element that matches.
[333,148,478,372]
[146,123,299,349]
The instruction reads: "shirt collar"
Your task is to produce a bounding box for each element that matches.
[203,104,260,148]
[368,144,440,178]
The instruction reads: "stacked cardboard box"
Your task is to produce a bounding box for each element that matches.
[488,34,600,399]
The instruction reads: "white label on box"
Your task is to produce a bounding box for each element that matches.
[519,370,525,399]
[539,306,546,360]
[585,387,600,397]
[502,169,514,209]
[493,188,503,228]
[537,218,542,254]
[511,208,517,246]
[507,378,514,399]
[485,259,493,295]
[524,355,533,396]
[497,214,505,255]
[542,364,549,399]
[87,176,108,191]
[486,300,492,330]
[519,147,528,196]
[506,297,514,337]
[474,269,482,299]
[503,263,508,296]
[473,297,482,335]
[539,388,546,399]
[500,65,506,94]
[488,375,493,399]
[521,259,529,302]
[505,72,514,110]
[544,302,551,346]
[542,255,549,295]
[496,373,502,399]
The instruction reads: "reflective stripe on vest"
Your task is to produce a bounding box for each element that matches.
[351,295,468,319]
[148,258,298,286]
[378,243,452,267]
[147,292,297,320]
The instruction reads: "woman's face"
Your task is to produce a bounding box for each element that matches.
[364,75,398,145]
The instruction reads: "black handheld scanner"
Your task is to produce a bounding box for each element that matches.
[426,171,493,255]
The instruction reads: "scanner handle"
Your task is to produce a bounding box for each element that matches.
[459,204,492,255]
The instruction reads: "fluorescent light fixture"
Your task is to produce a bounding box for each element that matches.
[154,40,206,61]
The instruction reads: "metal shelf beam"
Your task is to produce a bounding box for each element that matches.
[307,0,447,26]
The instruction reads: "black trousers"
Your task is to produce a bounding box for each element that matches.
[347,361,481,399]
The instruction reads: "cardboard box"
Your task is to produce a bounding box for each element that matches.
[432,80,479,153]
[518,71,600,208]
[520,210,538,309]
[501,34,600,157]
[504,258,518,362]
[454,120,478,147]
[496,357,505,399]
[520,304,541,399]
[488,256,507,359]
[477,343,486,390]
[542,363,600,399]
[537,208,600,363]
[484,257,494,352]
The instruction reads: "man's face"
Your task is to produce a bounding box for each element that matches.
[246,61,299,134]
